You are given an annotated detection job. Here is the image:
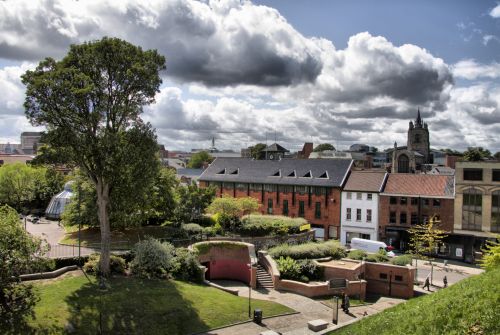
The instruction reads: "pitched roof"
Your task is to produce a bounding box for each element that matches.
[382,174,454,198]
[263,143,289,152]
[344,171,388,192]
[199,158,352,187]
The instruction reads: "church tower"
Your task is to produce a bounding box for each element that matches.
[407,108,431,164]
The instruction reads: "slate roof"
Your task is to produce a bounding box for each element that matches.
[199,158,353,187]
[344,171,388,192]
[263,143,289,152]
[382,174,455,198]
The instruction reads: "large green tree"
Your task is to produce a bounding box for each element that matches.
[463,147,492,161]
[0,205,48,331]
[249,143,266,159]
[187,151,213,168]
[22,37,166,276]
[174,182,215,224]
[313,143,335,152]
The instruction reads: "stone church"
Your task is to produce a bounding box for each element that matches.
[391,109,431,173]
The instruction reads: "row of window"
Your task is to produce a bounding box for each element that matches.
[346,192,373,200]
[214,182,329,195]
[267,199,322,219]
[345,208,372,222]
[462,188,500,232]
[389,196,441,207]
[463,168,500,182]
[389,212,422,225]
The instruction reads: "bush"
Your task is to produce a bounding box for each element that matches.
[83,254,126,275]
[171,248,203,282]
[269,240,347,260]
[198,215,216,227]
[390,254,413,266]
[130,238,176,278]
[201,226,216,237]
[239,215,305,237]
[365,253,389,263]
[347,249,368,260]
[276,256,301,281]
[181,223,203,235]
[298,259,323,281]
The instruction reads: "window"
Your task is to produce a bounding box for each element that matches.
[366,209,372,222]
[296,186,308,195]
[463,169,483,181]
[491,191,500,233]
[379,273,388,280]
[222,182,234,189]
[267,198,273,214]
[414,134,421,143]
[346,192,352,199]
[400,212,407,225]
[411,197,418,206]
[395,275,403,282]
[356,192,362,200]
[493,170,500,182]
[235,183,247,190]
[299,201,305,217]
[462,188,482,231]
[263,184,277,192]
[398,154,410,173]
[422,198,430,207]
[356,208,362,221]
[315,202,321,219]
[367,193,373,200]
[283,200,289,216]
[346,208,352,221]
[411,213,418,225]
[281,185,294,193]
[249,183,262,191]
[390,211,396,224]
[390,197,397,205]
[400,197,407,205]
[314,187,326,196]
[433,199,441,207]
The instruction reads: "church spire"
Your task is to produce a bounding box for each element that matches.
[415,108,423,128]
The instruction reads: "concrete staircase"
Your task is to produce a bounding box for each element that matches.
[256,264,274,289]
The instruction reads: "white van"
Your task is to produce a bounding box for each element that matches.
[350,238,395,257]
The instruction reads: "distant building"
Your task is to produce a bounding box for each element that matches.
[0,154,35,165]
[199,158,353,239]
[21,132,42,155]
[349,143,370,152]
[177,168,204,185]
[262,143,289,160]
[340,171,388,245]
[298,142,313,159]
[428,166,455,176]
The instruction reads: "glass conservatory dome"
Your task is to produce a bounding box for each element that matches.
[45,181,74,219]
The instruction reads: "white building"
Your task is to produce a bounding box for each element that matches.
[340,171,388,246]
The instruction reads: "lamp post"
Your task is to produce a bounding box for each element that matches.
[247,263,252,318]
[77,183,81,265]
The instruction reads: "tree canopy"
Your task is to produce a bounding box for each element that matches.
[249,143,267,159]
[187,151,213,168]
[22,37,166,276]
[463,147,492,161]
[313,143,335,152]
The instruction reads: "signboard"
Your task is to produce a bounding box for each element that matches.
[299,223,311,232]
[328,278,348,290]
[456,248,463,257]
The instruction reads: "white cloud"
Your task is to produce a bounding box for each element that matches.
[483,34,500,45]
[452,59,500,80]
[490,4,500,18]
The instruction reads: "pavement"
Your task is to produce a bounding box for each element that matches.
[24,218,96,258]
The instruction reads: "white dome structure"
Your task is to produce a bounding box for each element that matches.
[45,181,74,219]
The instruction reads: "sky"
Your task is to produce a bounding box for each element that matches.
[1,0,500,153]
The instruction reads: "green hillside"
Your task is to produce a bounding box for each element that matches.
[332,267,500,335]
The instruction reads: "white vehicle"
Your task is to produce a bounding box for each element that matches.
[350,238,395,257]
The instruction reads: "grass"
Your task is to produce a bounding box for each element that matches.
[329,267,500,335]
[59,225,179,248]
[25,273,293,334]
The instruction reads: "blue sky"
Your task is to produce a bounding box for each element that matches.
[0,0,499,152]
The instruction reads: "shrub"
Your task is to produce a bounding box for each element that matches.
[348,249,368,260]
[298,259,323,281]
[269,240,347,260]
[83,254,126,275]
[365,253,389,263]
[171,248,203,282]
[239,215,305,236]
[276,256,301,281]
[201,226,216,237]
[390,254,413,266]
[181,223,203,235]
[130,238,175,278]
[198,215,216,227]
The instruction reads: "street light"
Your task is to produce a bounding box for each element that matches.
[247,263,252,318]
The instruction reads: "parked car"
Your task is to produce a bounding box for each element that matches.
[32,216,40,224]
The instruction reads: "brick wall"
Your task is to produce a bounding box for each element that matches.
[364,262,415,299]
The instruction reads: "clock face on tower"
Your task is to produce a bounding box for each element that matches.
[269,154,274,160]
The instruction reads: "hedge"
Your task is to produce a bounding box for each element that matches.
[239,215,306,237]
[192,241,249,256]
[269,240,346,260]
[390,254,413,266]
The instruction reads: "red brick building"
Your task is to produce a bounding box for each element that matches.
[379,174,455,251]
[199,158,353,239]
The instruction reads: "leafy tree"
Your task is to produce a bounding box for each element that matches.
[207,196,259,231]
[480,236,500,271]
[494,151,500,161]
[0,205,49,331]
[408,214,447,285]
[174,182,215,224]
[22,37,165,276]
[313,143,335,152]
[249,143,266,159]
[441,148,463,156]
[30,166,65,210]
[463,147,492,161]
[187,151,213,168]
[148,168,178,224]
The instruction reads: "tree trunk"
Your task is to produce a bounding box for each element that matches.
[96,177,111,277]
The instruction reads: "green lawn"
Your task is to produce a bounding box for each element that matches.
[25,273,293,334]
[330,267,500,335]
[59,226,179,248]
